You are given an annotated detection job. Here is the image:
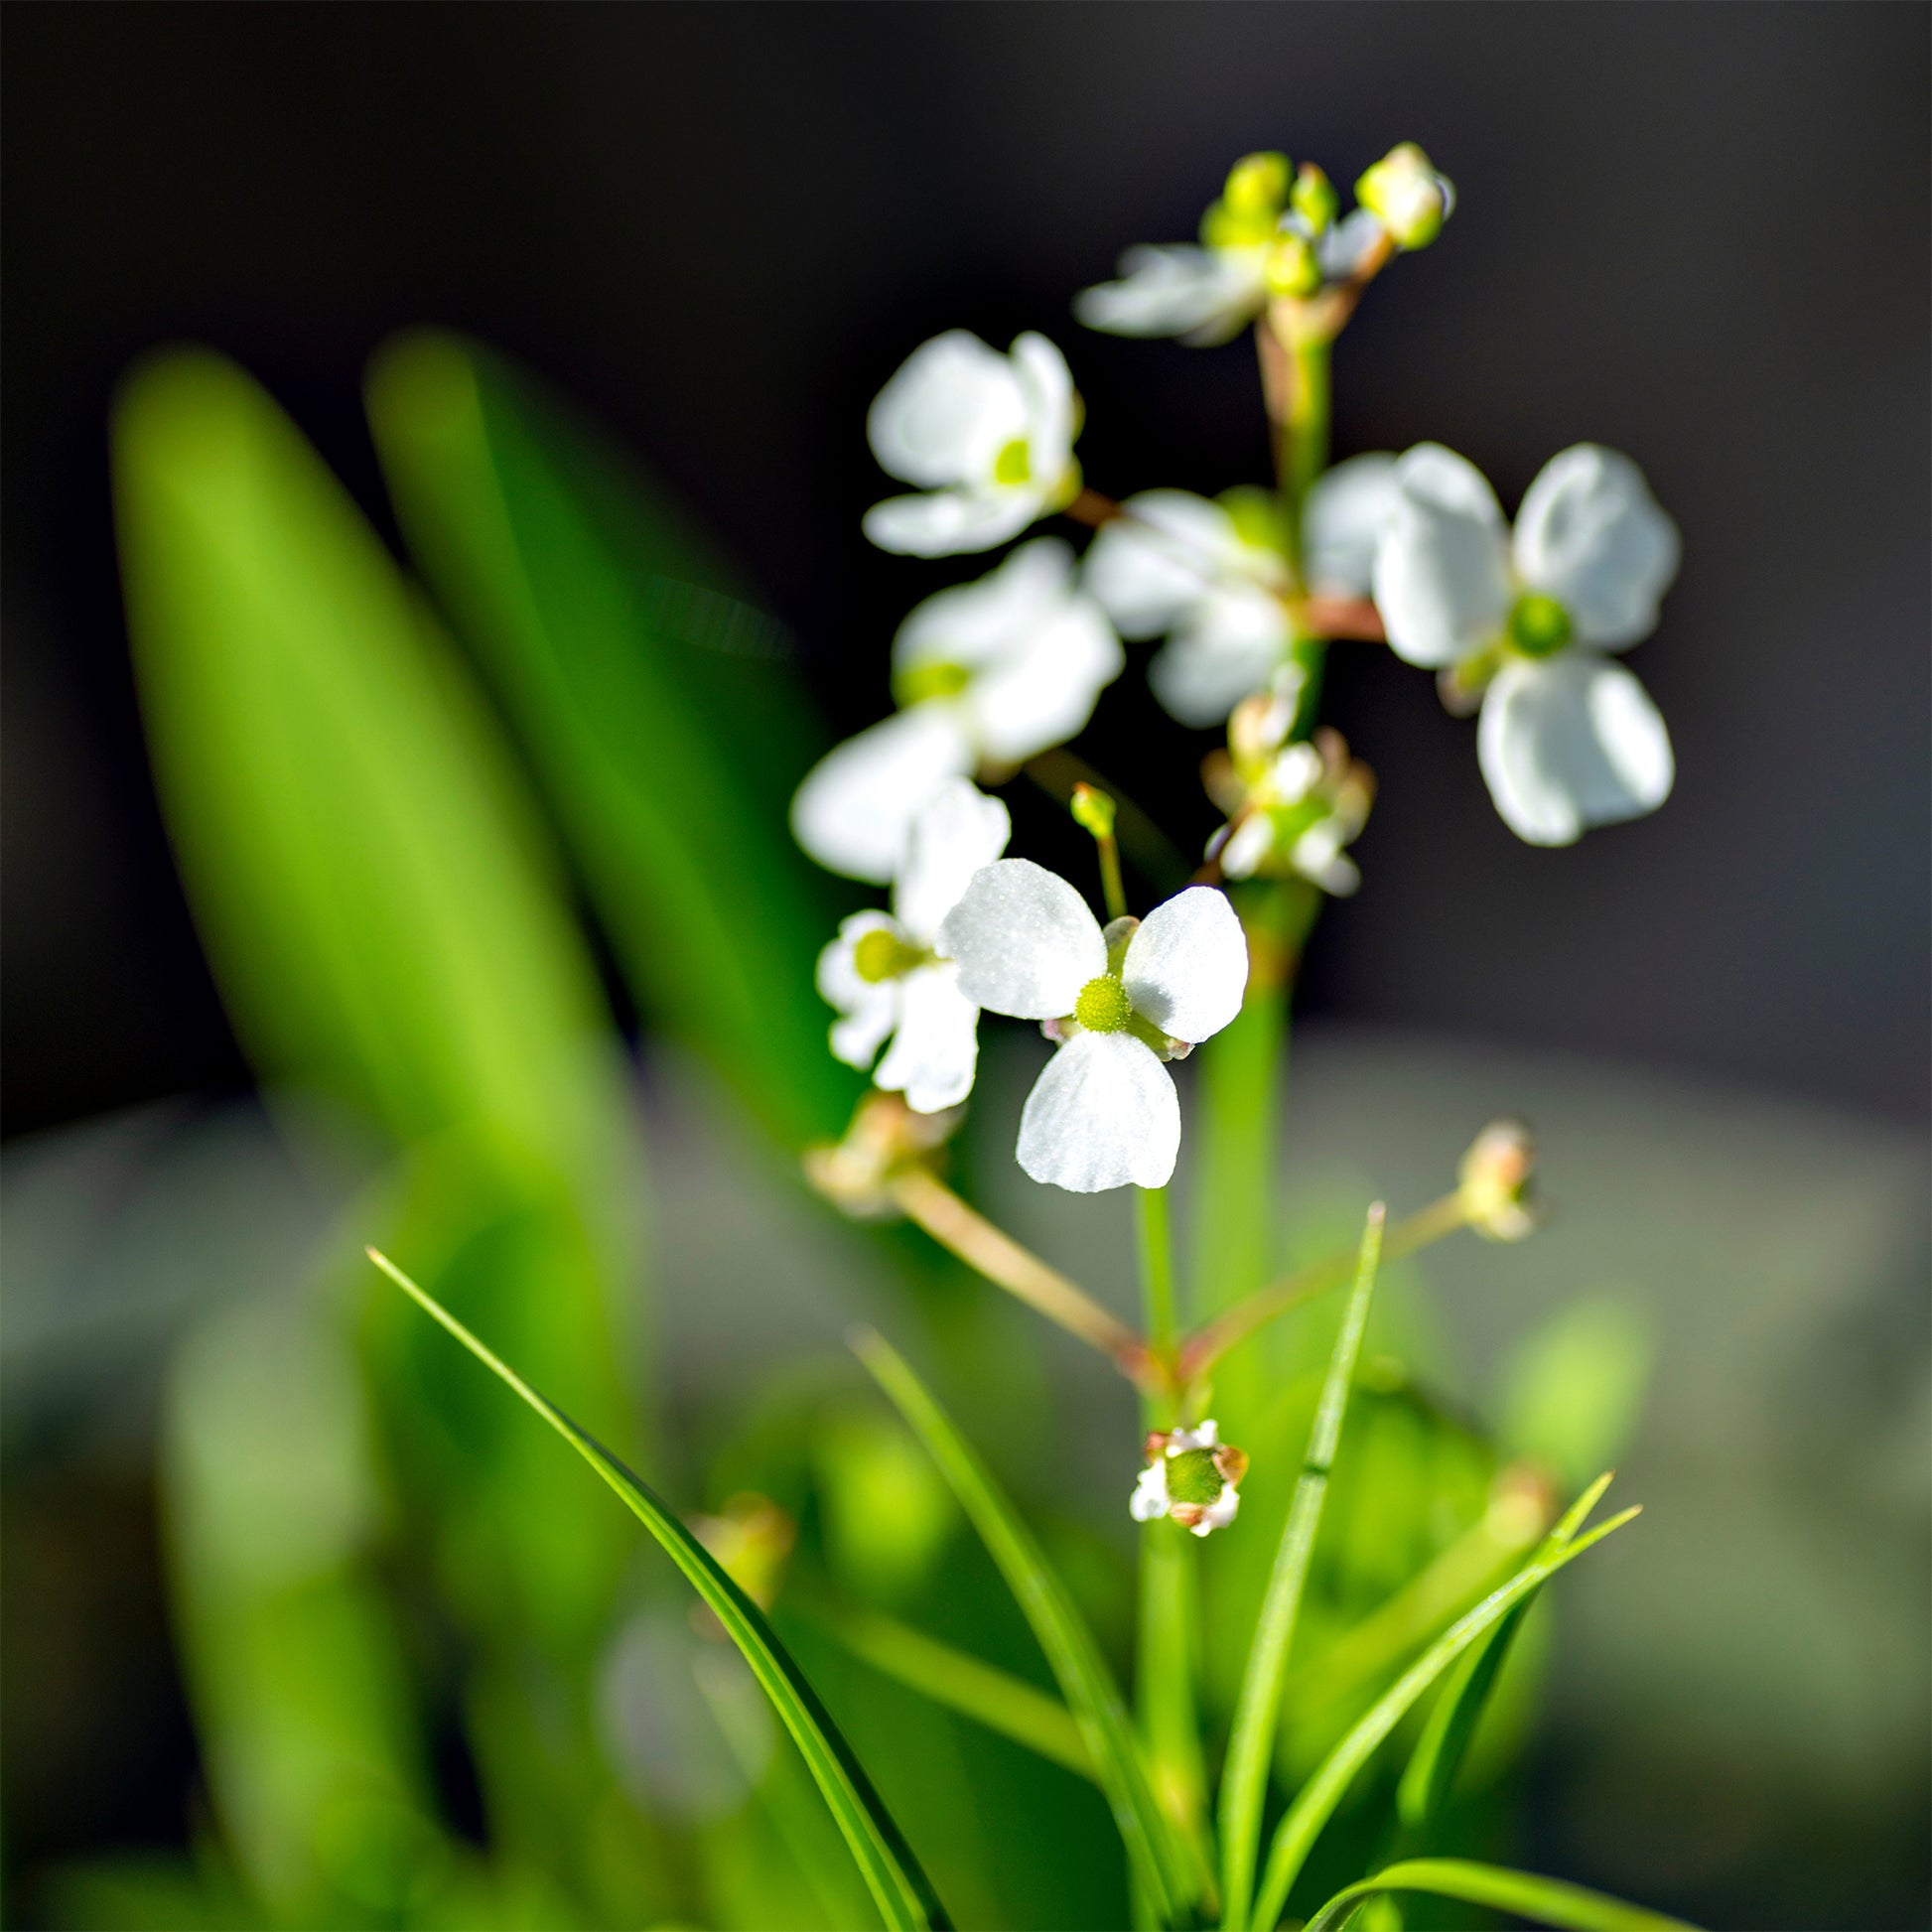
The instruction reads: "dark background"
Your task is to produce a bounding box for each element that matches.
[5,1,1927,1136]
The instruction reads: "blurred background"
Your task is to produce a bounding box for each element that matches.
[4,6,1927,1930]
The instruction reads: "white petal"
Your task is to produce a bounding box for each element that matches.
[1190,1487,1241,1535]
[1477,654,1675,847]
[1372,444,1512,667]
[1316,208,1386,280]
[867,331,1027,488]
[897,538,1075,673]
[1218,812,1276,881]
[893,780,1012,940]
[1012,332,1077,482]
[791,707,975,883]
[935,859,1105,1019]
[1122,887,1249,1043]
[1017,1032,1180,1192]
[1130,1462,1171,1521]
[1169,1419,1219,1451]
[1149,585,1291,727]
[874,964,981,1113]
[1512,445,1682,649]
[816,913,899,1068]
[968,589,1124,761]
[1083,490,1244,638]
[1073,244,1265,345]
[863,487,1041,558]
[1303,452,1398,598]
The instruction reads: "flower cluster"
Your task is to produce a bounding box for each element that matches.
[1131,1420,1249,1536]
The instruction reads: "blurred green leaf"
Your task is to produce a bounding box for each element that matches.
[370,1249,948,1932]
[1252,1488,1640,1931]
[1303,1857,1698,1932]
[851,1325,1205,1929]
[365,331,858,1151]
[1501,1293,1653,1488]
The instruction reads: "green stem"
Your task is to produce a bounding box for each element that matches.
[1097,833,1128,922]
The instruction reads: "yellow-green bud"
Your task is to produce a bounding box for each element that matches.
[1073,974,1131,1035]
[1265,229,1322,298]
[1070,782,1116,841]
[1290,162,1339,235]
[1355,142,1453,251]
[1201,150,1292,249]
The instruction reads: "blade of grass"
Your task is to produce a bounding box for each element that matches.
[369,1250,947,1932]
[851,1325,1205,1929]
[1302,1858,1699,1932]
[1219,1203,1384,1932]
[1251,1492,1640,1932]
[796,1594,1094,1782]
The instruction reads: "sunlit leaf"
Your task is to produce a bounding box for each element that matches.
[1302,1857,1699,1932]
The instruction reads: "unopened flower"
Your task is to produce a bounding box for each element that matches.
[938,864,1248,1192]
[1373,444,1680,846]
[802,1090,963,1221]
[1354,143,1455,251]
[1082,459,1394,727]
[1458,1118,1538,1241]
[1204,701,1375,894]
[863,331,1080,556]
[791,541,1123,881]
[1131,1420,1249,1536]
[816,781,1010,1112]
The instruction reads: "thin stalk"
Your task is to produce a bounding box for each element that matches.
[1132,1185,1208,1864]
[886,1168,1157,1391]
[1179,1189,1469,1391]
[1096,830,1127,922]
[1025,748,1189,894]
[1218,1204,1384,1932]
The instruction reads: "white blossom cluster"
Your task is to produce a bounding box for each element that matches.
[794,141,1685,1200]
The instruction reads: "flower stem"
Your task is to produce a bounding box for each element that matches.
[886,1167,1158,1390]
[1025,749,1189,895]
[1178,1188,1471,1392]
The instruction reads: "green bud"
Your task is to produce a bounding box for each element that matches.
[1201,149,1291,250]
[1073,973,1130,1035]
[1265,229,1322,297]
[1165,1448,1225,1507]
[1069,782,1116,841]
[893,658,972,707]
[1355,142,1453,251]
[1507,591,1573,658]
[1290,162,1338,235]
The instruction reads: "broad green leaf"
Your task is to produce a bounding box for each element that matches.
[369,1250,947,1932]
[1220,1204,1384,1931]
[365,330,858,1152]
[851,1326,1205,1929]
[1395,1471,1613,1835]
[1251,1489,1639,1932]
[1302,1857,1699,1932]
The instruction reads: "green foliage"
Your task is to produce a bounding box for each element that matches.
[1303,1857,1699,1932]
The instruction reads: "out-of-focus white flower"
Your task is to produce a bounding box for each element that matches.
[1354,143,1455,251]
[1373,443,1680,846]
[791,540,1123,882]
[816,781,1010,1113]
[1082,457,1396,727]
[863,331,1080,557]
[1205,702,1375,895]
[938,864,1248,1191]
[1130,1419,1249,1536]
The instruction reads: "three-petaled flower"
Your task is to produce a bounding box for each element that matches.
[938,864,1249,1191]
[1083,456,1397,726]
[863,331,1081,557]
[791,540,1123,882]
[1373,443,1681,846]
[816,780,1010,1113]
[1131,1420,1249,1536]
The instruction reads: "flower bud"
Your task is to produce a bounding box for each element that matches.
[1458,1118,1538,1241]
[804,1091,962,1220]
[1355,143,1454,251]
[1265,229,1322,299]
[1202,150,1292,249]
[1290,162,1339,236]
[1069,781,1116,841]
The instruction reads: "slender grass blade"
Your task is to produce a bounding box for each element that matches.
[1303,1857,1699,1932]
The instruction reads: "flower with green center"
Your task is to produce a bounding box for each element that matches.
[937,862,1249,1192]
[862,330,1080,557]
[1130,1420,1249,1536]
[817,781,1010,1113]
[1373,442,1681,845]
[792,540,1123,883]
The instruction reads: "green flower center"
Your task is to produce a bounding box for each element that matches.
[1507,591,1573,658]
[1166,1448,1224,1508]
[992,437,1033,486]
[1073,975,1131,1035]
[854,928,926,985]
[893,658,973,708]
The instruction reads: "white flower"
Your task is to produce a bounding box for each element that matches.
[1373,443,1681,846]
[815,781,1011,1113]
[1206,711,1375,895]
[937,864,1248,1192]
[1354,143,1455,251]
[862,331,1080,557]
[1074,242,1271,347]
[1082,457,1396,727]
[1130,1420,1249,1536]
